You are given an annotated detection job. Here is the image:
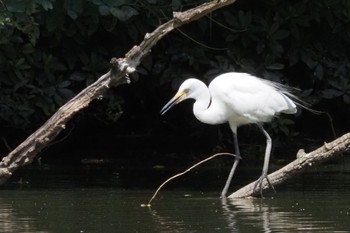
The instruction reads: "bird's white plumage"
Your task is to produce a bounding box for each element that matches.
[160,72,299,197]
[177,72,297,129]
[208,73,296,128]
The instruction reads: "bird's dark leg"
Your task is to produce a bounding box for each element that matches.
[221,132,241,198]
[253,124,276,196]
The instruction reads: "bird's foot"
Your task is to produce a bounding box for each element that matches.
[252,173,276,197]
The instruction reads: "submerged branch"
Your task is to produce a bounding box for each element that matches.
[145,153,239,206]
[229,132,350,198]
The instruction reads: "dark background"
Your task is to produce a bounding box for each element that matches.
[0,0,349,172]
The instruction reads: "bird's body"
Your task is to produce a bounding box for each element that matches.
[188,72,296,128]
[161,72,298,197]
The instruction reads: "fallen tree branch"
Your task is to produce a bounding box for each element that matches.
[0,0,238,184]
[229,132,350,198]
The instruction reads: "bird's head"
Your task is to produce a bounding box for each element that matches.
[160,87,189,115]
[160,79,201,115]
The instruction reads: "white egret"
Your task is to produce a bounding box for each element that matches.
[160,72,298,198]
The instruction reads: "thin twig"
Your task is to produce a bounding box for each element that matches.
[325,112,337,138]
[176,28,227,51]
[1,137,12,152]
[205,15,248,33]
[160,9,227,51]
[144,152,239,206]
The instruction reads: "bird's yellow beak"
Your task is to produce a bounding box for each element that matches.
[160,89,188,115]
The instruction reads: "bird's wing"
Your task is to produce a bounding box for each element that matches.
[209,73,296,124]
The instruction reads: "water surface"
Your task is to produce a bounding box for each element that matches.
[1,165,350,233]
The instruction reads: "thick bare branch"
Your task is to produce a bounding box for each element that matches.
[229,132,350,198]
[0,0,237,184]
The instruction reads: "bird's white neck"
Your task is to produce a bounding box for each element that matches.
[191,81,226,125]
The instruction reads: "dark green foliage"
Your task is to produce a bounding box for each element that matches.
[0,0,349,141]
[0,0,142,128]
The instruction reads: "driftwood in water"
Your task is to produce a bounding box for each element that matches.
[145,133,350,203]
[0,0,238,184]
[229,132,350,198]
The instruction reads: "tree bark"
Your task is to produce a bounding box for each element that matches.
[0,0,238,184]
[229,132,350,198]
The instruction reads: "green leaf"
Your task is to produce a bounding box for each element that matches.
[64,0,83,19]
[301,53,317,69]
[321,89,343,99]
[110,6,138,21]
[22,43,35,54]
[171,0,181,11]
[98,5,110,16]
[269,22,280,35]
[69,72,86,81]
[53,93,64,105]
[58,80,71,88]
[256,42,265,54]
[266,63,285,70]
[46,3,65,31]
[4,0,36,13]
[127,23,139,41]
[238,10,248,27]
[344,94,350,104]
[314,64,323,79]
[272,30,290,40]
[281,119,295,125]
[29,25,40,45]
[223,11,239,28]
[37,0,54,11]
[269,41,284,56]
[58,88,75,100]
[87,0,104,6]
[141,54,153,71]
[280,126,290,135]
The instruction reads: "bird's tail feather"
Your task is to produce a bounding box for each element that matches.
[269,80,323,115]
[281,88,323,115]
